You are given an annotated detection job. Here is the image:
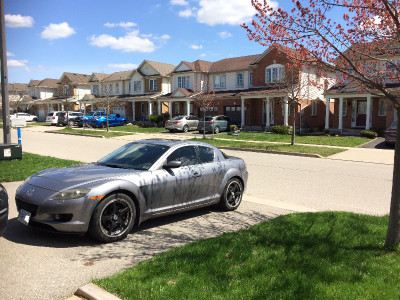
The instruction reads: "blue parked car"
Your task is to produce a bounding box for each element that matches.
[82,111,106,126]
[87,114,128,128]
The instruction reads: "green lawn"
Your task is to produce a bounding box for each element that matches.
[107,125,167,133]
[95,212,398,300]
[220,132,369,147]
[59,127,133,138]
[193,138,346,157]
[0,153,81,182]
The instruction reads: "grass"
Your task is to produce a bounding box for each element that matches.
[59,127,133,138]
[94,212,399,300]
[192,138,346,157]
[220,132,369,147]
[0,152,81,182]
[107,125,167,133]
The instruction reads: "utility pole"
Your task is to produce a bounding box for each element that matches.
[0,0,11,144]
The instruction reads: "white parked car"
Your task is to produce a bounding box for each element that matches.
[46,111,64,126]
[10,113,38,122]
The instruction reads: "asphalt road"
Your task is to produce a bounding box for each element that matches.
[0,127,395,299]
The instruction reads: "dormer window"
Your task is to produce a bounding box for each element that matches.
[265,64,284,83]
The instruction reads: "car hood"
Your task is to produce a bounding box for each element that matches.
[27,164,140,192]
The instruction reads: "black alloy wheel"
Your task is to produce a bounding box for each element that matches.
[220,178,243,211]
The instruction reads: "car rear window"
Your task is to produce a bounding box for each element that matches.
[173,116,184,120]
[47,113,53,116]
[204,117,213,121]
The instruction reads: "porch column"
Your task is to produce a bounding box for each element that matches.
[265,97,271,127]
[132,101,136,121]
[168,101,172,116]
[157,101,161,115]
[186,100,191,115]
[366,95,371,130]
[284,97,289,126]
[241,97,245,126]
[325,97,330,129]
[339,97,344,131]
[148,100,153,116]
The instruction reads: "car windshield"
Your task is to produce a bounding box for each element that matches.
[86,112,95,116]
[97,143,170,170]
[392,121,398,128]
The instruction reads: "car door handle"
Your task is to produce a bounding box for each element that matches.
[192,171,201,178]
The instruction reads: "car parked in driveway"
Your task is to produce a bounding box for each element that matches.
[165,115,199,132]
[46,111,64,126]
[86,114,128,128]
[83,111,106,125]
[10,113,38,122]
[57,111,84,126]
[15,140,248,243]
[385,120,397,145]
[198,115,232,134]
[0,183,8,237]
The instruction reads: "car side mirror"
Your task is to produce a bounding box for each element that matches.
[164,160,182,169]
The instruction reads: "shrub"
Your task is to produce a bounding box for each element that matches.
[360,130,378,139]
[230,124,239,132]
[272,125,292,135]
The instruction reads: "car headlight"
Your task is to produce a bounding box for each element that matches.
[52,188,91,200]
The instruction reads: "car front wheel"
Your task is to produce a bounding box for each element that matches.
[89,193,136,243]
[183,125,189,133]
[68,120,74,127]
[219,178,243,211]
[214,126,220,134]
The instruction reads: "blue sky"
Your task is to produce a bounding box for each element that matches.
[4,0,282,84]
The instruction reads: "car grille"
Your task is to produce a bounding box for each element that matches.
[15,198,38,217]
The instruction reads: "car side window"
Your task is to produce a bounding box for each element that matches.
[198,146,215,164]
[167,146,197,167]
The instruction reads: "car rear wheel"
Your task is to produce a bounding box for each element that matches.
[100,122,106,128]
[68,120,74,127]
[89,193,136,243]
[219,178,243,211]
[183,125,189,133]
[214,126,220,134]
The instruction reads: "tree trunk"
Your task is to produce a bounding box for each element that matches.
[385,108,400,248]
[291,101,296,146]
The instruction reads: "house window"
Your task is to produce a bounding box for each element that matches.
[237,73,244,87]
[92,85,99,95]
[149,79,158,91]
[178,76,190,89]
[214,75,225,88]
[311,101,317,116]
[175,103,180,115]
[266,64,285,83]
[342,100,347,116]
[134,80,141,92]
[128,82,131,92]
[108,83,113,94]
[379,99,387,116]
[249,72,253,86]
[115,83,120,93]
[63,85,70,96]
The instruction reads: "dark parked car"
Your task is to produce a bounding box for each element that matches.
[385,120,397,145]
[198,115,232,134]
[0,183,8,236]
[57,111,84,126]
[86,114,128,128]
[15,140,248,243]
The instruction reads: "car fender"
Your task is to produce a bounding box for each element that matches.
[218,166,245,197]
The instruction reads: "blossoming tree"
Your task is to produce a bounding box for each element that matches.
[243,0,400,247]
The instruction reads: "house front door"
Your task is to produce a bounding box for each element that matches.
[356,100,367,127]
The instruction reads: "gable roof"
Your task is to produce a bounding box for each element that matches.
[37,78,59,88]
[59,72,91,84]
[210,54,260,73]
[28,80,41,87]
[89,72,110,82]
[139,60,176,76]
[172,59,213,74]
[103,70,134,82]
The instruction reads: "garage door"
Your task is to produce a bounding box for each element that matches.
[113,107,126,118]
[224,106,241,125]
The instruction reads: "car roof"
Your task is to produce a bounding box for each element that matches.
[135,139,217,148]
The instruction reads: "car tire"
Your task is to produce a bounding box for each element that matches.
[219,178,243,211]
[183,125,189,133]
[123,121,127,126]
[89,193,136,243]
[68,120,74,127]
[214,126,220,134]
[100,122,106,128]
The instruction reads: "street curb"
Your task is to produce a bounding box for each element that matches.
[45,130,105,138]
[217,146,323,158]
[74,283,121,300]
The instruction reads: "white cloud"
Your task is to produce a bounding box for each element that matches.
[179,8,194,18]
[156,34,171,40]
[218,31,232,39]
[89,30,156,53]
[8,59,28,67]
[108,63,138,69]
[104,22,137,28]
[190,44,203,50]
[5,14,34,28]
[41,22,76,40]
[170,0,189,5]
[7,52,15,57]
[196,0,278,26]
[200,53,207,57]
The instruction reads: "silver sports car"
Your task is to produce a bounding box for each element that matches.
[15,140,248,243]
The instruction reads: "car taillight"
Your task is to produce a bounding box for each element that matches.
[386,130,396,135]
[173,121,182,124]
[52,116,56,119]
[207,120,215,124]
